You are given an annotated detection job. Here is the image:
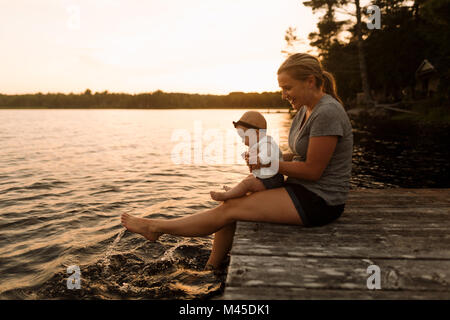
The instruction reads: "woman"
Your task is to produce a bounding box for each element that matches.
[121,53,353,270]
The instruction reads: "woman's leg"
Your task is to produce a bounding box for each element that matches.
[121,187,302,239]
[205,222,236,269]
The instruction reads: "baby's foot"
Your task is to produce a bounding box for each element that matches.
[121,213,162,242]
[222,185,231,191]
[210,191,229,201]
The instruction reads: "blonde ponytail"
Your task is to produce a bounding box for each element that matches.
[322,71,343,105]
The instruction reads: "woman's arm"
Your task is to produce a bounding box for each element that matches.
[278,136,338,181]
[248,136,337,180]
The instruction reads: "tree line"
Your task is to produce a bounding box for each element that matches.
[294,0,449,106]
[0,90,290,109]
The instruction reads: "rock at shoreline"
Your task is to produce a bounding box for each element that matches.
[347,107,390,119]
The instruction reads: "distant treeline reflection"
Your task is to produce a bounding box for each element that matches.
[0,90,291,109]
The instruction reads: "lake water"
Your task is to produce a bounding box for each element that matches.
[0,108,448,299]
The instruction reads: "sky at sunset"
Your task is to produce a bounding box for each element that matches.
[1,0,321,95]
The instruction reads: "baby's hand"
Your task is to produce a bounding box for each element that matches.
[242,152,252,172]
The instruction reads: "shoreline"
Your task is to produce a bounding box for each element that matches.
[346,104,450,127]
[0,106,290,110]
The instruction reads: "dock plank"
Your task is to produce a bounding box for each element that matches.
[225,255,450,291]
[222,287,450,300]
[221,189,450,299]
[231,222,450,260]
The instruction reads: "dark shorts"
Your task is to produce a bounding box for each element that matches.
[256,173,285,190]
[284,183,345,227]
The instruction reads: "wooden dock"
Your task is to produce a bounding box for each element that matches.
[220,189,450,299]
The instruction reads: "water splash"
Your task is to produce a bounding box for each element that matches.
[100,229,125,275]
[160,238,190,263]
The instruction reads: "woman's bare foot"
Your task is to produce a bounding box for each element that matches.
[121,213,162,242]
[210,191,229,201]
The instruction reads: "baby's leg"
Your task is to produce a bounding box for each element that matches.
[210,174,266,201]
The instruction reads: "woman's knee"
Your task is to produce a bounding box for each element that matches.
[221,198,244,223]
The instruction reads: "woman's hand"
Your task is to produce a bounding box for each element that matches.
[282,152,295,161]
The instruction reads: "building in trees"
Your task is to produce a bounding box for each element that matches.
[415,59,440,98]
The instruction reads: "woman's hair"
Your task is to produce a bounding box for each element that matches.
[277,53,343,105]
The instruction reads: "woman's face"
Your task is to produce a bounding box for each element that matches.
[277,71,314,110]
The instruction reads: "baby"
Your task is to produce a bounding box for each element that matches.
[210,111,284,201]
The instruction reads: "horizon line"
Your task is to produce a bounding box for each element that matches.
[0,89,283,96]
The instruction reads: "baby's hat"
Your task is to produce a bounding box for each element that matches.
[232,111,267,129]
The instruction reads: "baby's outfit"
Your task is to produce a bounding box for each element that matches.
[245,135,285,189]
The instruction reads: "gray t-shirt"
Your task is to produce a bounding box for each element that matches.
[286,94,353,206]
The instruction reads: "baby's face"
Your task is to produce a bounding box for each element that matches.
[236,125,258,146]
